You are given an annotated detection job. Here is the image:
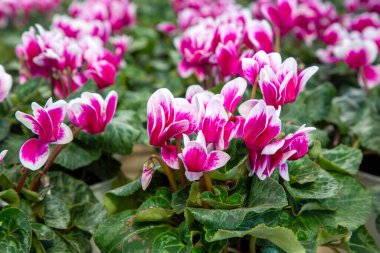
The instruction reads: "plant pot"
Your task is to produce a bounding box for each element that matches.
[117,144,157,180]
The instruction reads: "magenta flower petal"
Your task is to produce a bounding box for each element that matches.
[104,91,118,126]
[298,66,319,91]
[161,145,179,170]
[31,102,54,142]
[180,142,207,173]
[242,58,259,85]
[142,161,154,191]
[20,138,49,171]
[0,65,12,102]
[185,85,204,102]
[279,163,289,181]
[159,120,189,144]
[15,111,43,135]
[221,77,247,114]
[206,150,230,171]
[51,124,73,145]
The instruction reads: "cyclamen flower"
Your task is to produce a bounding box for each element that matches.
[16,99,73,170]
[241,50,282,85]
[259,58,318,108]
[147,88,196,147]
[67,91,118,134]
[333,37,378,70]
[86,60,117,90]
[0,65,12,102]
[261,0,297,36]
[245,20,273,53]
[179,131,230,181]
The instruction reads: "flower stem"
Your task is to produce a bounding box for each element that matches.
[151,155,178,191]
[16,167,29,194]
[30,126,81,191]
[251,76,259,99]
[203,172,213,192]
[249,237,256,253]
[274,27,281,53]
[175,139,187,187]
[359,66,370,94]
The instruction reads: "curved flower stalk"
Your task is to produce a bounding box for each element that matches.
[67,91,118,134]
[242,50,318,108]
[15,99,73,171]
[0,65,13,102]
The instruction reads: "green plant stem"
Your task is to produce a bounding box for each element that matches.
[249,237,256,253]
[275,27,281,53]
[16,167,29,194]
[151,155,178,191]
[251,76,259,99]
[203,172,213,192]
[175,139,187,187]
[30,126,81,191]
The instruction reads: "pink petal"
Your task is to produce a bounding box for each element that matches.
[298,66,319,91]
[51,124,73,145]
[15,111,43,136]
[19,138,49,171]
[0,150,7,163]
[221,77,247,114]
[238,99,260,118]
[279,163,289,181]
[184,169,203,181]
[180,142,207,173]
[174,98,197,135]
[159,120,189,143]
[104,91,118,125]
[206,150,230,171]
[262,139,285,155]
[360,64,380,89]
[185,85,204,102]
[242,58,259,85]
[161,145,179,170]
[142,161,154,191]
[31,103,54,142]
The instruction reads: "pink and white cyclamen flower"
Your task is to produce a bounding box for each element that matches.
[67,91,118,134]
[16,99,73,171]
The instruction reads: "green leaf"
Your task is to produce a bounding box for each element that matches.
[288,157,319,184]
[0,208,31,253]
[200,185,244,209]
[94,209,173,253]
[96,110,141,155]
[152,230,188,253]
[31,223,72,252]
[186,182,202,208]
[209,156,247,181]
[59,229,91,253]
[353,111,380,153]
[135,196,175,222]
[318,145,363,175]
[43,195,70,229]
[186,207,280,231]
[330,173,372,230]
[304,83,336,122]
[104,177,142,214]
[0,118,10,142]
[171,185,190,214]
[349,226,379,253]
[248,177,287,212]
[54,142,102,170]
[70,203,107,234]
[0,189,20,207]
[48,172,97,207]
[317,226,351,245]
[0,134,25,167]
[284,169,339,200]
[205,224,305,253]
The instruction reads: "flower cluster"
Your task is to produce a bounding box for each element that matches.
[174,7,274,83]
[143,76,316,189]
[16,0,133,98]
[242,50,318,109]
[0,0,61,28]
[315,13,380,90]
[69,0,136,32]
[15,91,117,170]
